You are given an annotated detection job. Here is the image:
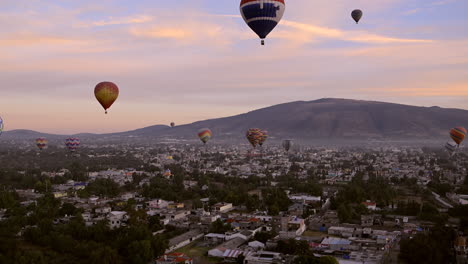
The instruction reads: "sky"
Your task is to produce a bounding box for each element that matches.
[1,0,467,134]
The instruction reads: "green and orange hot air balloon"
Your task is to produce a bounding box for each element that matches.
[95,82,119,114]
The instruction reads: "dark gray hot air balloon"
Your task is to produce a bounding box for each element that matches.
[351,9,363,24]
[282,139,292,152]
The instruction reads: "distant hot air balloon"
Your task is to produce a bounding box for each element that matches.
[94,82,119,114]
[445,141,457,156]
[65,138,80,152]
[246,128,263,148]
[450,127,467,145]
[171,122,175,128]
[163,169,172,178]
[0,116,3,136]
[240,0,286,45]
[259,130,268,146]
[36,138,48,150]
[351,9,363,24]
[198,128,212,144]
[282,139,292,152]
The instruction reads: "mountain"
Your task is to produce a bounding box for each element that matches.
[2,98,468,143]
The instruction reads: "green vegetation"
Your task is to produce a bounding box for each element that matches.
[0,193,169,264]
[399,224,456,264]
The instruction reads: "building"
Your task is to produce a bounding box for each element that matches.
[166,230,204,253]
[320,237,352,251]
[156,253,193,264]
[108,211,128,229]
[455,236,467,264]
[243,251,284,264]
[208,237,246,257]
[362,200,377,211]
[213,203,233,213]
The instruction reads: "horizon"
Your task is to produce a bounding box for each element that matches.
[2,97,467,135]
[1,0,467,134]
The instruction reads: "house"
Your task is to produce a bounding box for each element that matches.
[248,241,265,250]
[320,237,353,251]
[95,207,112,215]
[147,199,170,209]
[208,237,246,257]
[108,211,128,229]
[166,230,204,253]
[455,236,468,264]
[362,200,377,211]
[213,203,233,213]
[156,253,193,264]
[361,215,374,227]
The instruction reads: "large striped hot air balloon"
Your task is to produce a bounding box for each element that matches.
[450,127,467,145]
[0,116,3,136]
[36,138,48,150]
[95,82,119,114]
[240,0,285,45]
[198,128,212,144]
[246,128,263,148]
[258,130,268,146]
[65,138,80,152]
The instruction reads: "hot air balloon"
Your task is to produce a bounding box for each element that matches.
[246,128,263,148]
[163,169,172,178]
[95,82,119,114]
[450,127,467,145]
[446,141,457,156]
[171,122,175,128]
[0,116,3,136]
[259,130,268,146]
[240,0,286,45]
[65,138,80,152]
[198,128,212,144]
[36,138,48,150]
[282,139,292,152]
[351,9,363,24]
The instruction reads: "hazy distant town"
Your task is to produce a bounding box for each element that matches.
[0,139,467,264]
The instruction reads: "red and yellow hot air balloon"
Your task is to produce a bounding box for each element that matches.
[95,82,119,114]
[450,127,467,145]
[198,128,212,144]
[246,128,263,148]
[36,138,48,150]
[259,130,268,146]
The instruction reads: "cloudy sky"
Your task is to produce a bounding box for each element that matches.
[1,0,467,134]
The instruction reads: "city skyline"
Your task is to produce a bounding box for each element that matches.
[1,0,467,133]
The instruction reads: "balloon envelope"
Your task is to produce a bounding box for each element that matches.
[36,138,48,150]
[351,9,363,24]
[95,82,119,114]
[65,138,80,152]
[246,128,263,148]
[259,130,268,146]
[282,139,292,152]
[240,0,285,44]
[170,122,175,128]
[450,127,467,145]
[198,128,212,144]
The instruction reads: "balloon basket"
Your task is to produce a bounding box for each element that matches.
[261,40,265,45]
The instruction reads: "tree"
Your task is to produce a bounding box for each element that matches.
[90,246,122,264]
[209,219,231,233]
